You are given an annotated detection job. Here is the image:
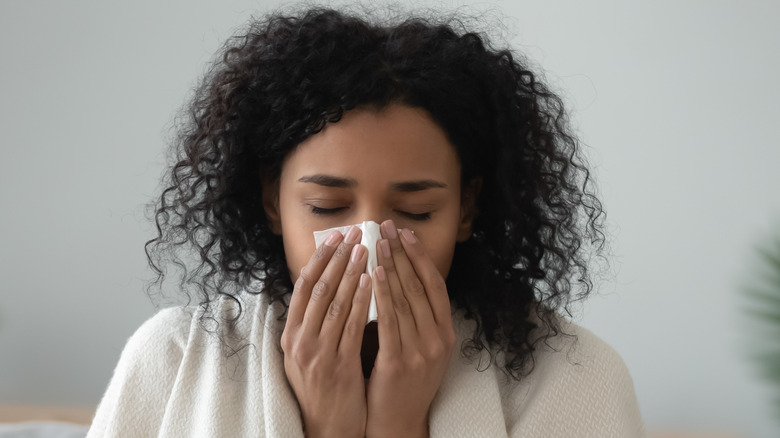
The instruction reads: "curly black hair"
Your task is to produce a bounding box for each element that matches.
[146,6,605,379]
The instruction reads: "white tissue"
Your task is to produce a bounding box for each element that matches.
[313,221,383,324]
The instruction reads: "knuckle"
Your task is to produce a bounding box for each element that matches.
[378,312,397,329]
[393,295,412,315]
[333,242,351,259]
[426,341,447,360]
[326,299,343,320]
[443,331,456,350]
[280,332,293,352]
[297,268,311,286]
[382,262,397,276]
[428,274,446,291]
[313,243,330,260]
[343,319,358,336]
[407,353,425,371]
[406,278,425,297]
[344,262,361,278]
[310,279,331,302]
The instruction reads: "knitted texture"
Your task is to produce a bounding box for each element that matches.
[88,293,645,437]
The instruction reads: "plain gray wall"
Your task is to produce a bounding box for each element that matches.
[2,1,779,436]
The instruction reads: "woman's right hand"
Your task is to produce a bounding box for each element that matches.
[281,226,371,438]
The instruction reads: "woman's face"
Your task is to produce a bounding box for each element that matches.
[263,104,477,283]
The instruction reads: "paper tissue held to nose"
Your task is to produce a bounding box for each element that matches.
[313,221,386,324]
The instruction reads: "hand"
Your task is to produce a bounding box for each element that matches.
[365,220,456,438]
[281,226,372,438]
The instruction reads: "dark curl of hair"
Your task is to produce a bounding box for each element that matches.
[146,7,606,379]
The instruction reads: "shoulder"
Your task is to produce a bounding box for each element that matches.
[121,306,195,361]
[119,290,283,367]
[535,321,633,386]
[106,306,198,393]
[503,320,646,437]
[87,306,196,437]
[88,291,287,437]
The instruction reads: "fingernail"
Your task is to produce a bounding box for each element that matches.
[345,226,360,244]
[325,230,341,246]
[380,239,391,258]
[401,228,415,243]
[382,220,398,239]
[360,273,369,289]
[375,266,386,282]
[351,244,365,263]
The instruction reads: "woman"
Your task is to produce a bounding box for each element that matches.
[89,7,645,437]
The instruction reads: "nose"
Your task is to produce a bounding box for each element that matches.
[353,203,387,227]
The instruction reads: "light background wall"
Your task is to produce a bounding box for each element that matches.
[1,1,778,436]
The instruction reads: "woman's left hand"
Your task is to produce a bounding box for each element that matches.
[365,220,456,438]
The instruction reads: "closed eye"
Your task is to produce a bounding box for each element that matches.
[308,206,431,221]
[396,210,431,221]
[310,206,347,215]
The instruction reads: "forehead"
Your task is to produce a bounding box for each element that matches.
[282,105,461,184]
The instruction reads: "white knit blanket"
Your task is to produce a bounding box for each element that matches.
[87,293,645,437]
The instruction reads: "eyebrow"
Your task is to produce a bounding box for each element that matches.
[298,174,447,192]
[389,180,448,192]
[298,174,358,188]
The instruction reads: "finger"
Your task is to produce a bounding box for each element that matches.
[397,227,452,327]
[320,242,368,349]
[301,226,362,337]
[286,229,343,329]
[339,273,372,356]
[376,235,418,345]
[380,220,436,333]
[373,266,401,356]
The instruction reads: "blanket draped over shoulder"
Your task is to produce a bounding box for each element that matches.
[88,292,646,437]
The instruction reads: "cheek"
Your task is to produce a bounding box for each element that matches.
[278,192,318,283]
[282,228,316,283]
